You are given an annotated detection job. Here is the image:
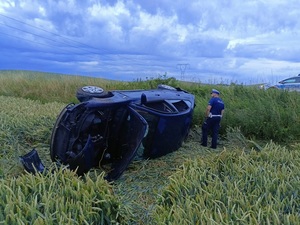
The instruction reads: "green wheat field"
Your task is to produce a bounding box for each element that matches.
[0,70,300,224]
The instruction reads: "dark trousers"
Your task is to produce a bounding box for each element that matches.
[201,117,221,149]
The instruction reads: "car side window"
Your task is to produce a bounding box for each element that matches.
[282,78,296,84]
[143,101,177,113]
[169,100,190,112]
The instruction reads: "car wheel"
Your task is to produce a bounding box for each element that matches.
[76,86,111,102]
[157,84,177,90]
[267,86,279,90]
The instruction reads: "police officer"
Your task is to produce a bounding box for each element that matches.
[201,89,225,149]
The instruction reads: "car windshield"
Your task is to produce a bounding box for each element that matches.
[133,110,159,158]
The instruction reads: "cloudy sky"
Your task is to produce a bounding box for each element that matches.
[0,0,300,84]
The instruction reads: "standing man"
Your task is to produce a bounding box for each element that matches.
[201,89,225,149]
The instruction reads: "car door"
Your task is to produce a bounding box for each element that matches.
[280,77,298,91]
[105,106,148,181]
[292,77,300,91]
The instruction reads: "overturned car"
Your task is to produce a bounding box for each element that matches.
[50,84,195,180]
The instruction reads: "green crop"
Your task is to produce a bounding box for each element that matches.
[1,70,300,224]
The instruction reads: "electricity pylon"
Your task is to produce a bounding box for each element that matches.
[177,63,189,80]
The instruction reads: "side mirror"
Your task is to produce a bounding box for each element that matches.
[19,149,45,174]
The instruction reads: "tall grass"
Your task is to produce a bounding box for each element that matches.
[1,70,300,143]
[0,168,132,224]
[153,142,300,224]
[0,70,178,103]
[219,85,300,142]
[190,84,300,143]
[1,70,300,224]
[0,70,123,103]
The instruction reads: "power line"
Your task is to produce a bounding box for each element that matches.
[0,30,61,49]
[0,22,67,46]
[0,27,100,59]
[0,13,140,58]
[0,30,94,59]
[0,13,100,53]
[0,22,102,56]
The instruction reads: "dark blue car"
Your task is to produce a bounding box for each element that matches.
[50,84,195,180]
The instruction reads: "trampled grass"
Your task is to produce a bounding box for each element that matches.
[0,70,300,224]
[0,95,64,178]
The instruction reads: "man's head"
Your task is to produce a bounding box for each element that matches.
[211,89,220,97]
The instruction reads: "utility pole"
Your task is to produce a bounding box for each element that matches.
[177,63,189,80]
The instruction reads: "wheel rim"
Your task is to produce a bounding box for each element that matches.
[81,86,104,94]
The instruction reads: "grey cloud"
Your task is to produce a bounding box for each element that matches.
[1,0,300,84]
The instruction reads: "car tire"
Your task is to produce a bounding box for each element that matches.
[267,86,278,90]
[76,86,112,102]
[157,84,177,90]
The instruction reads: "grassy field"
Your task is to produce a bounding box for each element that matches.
[0,70,300,224]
